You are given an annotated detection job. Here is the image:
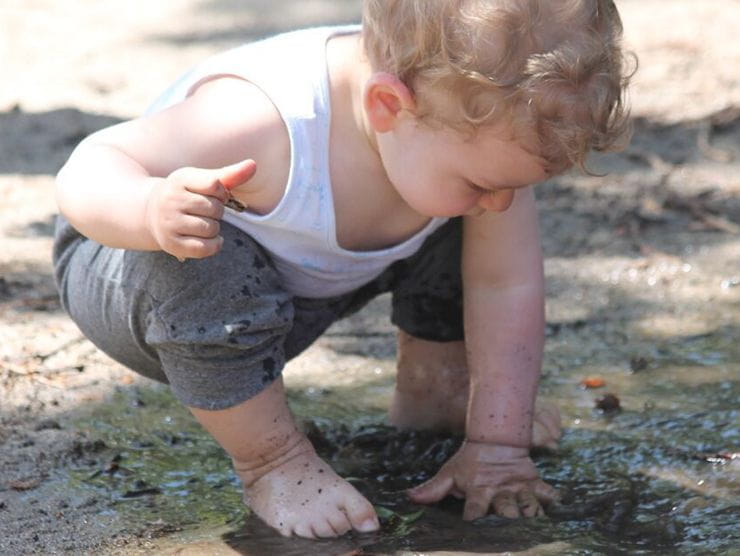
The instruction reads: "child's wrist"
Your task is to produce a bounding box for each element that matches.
[465,420,533,449]
[465,398,536,449]
[142,177,168,248]
[462,439,530,459]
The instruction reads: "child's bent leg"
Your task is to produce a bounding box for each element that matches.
[390,330,562,450]
[190,378,379,538]
[53,219,377,538]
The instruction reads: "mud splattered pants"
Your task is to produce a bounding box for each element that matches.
[52,216,463,410]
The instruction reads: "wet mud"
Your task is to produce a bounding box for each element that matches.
[40,340,737,556]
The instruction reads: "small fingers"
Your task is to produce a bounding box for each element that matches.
[462,488,495,521]
[450,485,466,499]
[219,159,258,191]
[184,191,226,220]
[516,490,543,518]
[168,235,224,260]
[407,473,455,505]
[170,167,229,203]
[175,160,257,199]
[177,215,221,239]
[491,491,520,519]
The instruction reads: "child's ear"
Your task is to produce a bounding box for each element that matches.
[363,72,416,133]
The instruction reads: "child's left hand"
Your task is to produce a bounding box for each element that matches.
[407,441,558,520]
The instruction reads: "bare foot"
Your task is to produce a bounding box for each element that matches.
[389,331,562,450]
[188,379,379,539]
[238,435,379,538]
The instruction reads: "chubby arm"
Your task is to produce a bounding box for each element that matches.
[462,186,544,448]
[408,187,557,518]
[55,77,288,257]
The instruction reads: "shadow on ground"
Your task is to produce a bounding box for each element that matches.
[0,108,123,176]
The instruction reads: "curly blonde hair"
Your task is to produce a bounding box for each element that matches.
[362,0,634,174]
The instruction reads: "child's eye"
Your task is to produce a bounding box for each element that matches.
[466,181,488,193]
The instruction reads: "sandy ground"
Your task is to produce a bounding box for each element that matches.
[1,0,739,554]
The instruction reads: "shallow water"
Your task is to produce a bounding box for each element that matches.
[63,321,739,555]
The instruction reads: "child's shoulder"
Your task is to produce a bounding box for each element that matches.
[185,78,291,213]
[147,25,359,117]
[189,77,284,133]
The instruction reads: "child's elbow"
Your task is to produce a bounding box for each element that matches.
[54,162,76,220]
[55,135,94,214]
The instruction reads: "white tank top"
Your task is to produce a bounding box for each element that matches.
[147,26,448,298]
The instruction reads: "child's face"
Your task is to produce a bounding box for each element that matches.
[379,118,548,217]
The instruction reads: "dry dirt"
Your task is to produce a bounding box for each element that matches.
[1,1,739,554]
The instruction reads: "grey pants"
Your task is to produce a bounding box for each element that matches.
[53,217,463,410]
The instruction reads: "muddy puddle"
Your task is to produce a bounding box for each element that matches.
[54,318,738,555]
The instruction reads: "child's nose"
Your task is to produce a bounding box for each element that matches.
[478,188,515,212]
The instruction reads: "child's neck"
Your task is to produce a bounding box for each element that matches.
[325,33,431,251]
[326,34,378,156]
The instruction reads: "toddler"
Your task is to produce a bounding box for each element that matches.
[53,0,631,539]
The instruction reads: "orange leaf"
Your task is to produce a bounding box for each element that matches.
[580,376,606,389]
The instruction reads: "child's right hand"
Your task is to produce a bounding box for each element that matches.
[145,159,256,260]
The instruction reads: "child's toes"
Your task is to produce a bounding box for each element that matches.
[327,511,353,536]
[311,518,341,538]
[344,498,379,533]
[292,522,317,539]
